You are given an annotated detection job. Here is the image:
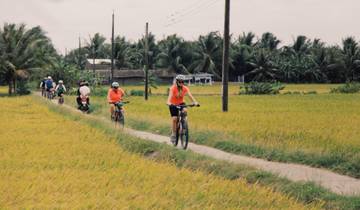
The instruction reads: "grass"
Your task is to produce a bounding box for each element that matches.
[63,83,360,178]
[0,96,314,209]
[110,83,340,95]
[48,94,360,209]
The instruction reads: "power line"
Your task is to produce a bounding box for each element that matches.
[165,0,221,28]
[166,0,209,20]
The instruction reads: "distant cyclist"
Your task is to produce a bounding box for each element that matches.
[39,77,47,96]
[45,76,54,98]
[55,80,67,97]
[107,82,125,119]
[166,75,199,142]
[76,81,91,108]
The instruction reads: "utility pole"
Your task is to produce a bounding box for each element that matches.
[111,11,115,83]
[78,36,81,69]
[144,22,149,101]
[222,0,230,112]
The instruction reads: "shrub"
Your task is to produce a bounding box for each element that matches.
[330,83,360,94]
[130,90,145,96]
[240,82,285,95]
[16,80,31,95]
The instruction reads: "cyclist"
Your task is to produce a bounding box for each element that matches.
[55,80,67,98]
[39,77,47,96]
[45,76,54,98]
[77,81,91,108]
[107,82,125,119]
[166,75,199,143]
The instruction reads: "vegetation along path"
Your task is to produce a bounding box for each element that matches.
[42,94,360,196]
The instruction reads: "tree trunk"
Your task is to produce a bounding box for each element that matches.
[13,78,16,94]
[8,81,12,95]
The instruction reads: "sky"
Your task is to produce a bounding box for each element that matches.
[0,0,358,54]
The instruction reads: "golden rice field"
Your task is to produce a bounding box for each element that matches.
[90,94,360,155]
[121,83,340,95]
[0,96,312,209]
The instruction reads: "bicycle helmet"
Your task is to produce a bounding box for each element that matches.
[112,82,120,88]
[175,75,186,81]
[47,76,52,80]
[58,80,63,84]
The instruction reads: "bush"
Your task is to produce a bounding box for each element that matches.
[240,82,285,95]
[16,80,31,95]
[130,90,145,96]
[330,83,360,94]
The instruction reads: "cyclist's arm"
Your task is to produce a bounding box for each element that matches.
[55,85,59,91]
[187,91,198,105]
[63,86,67,92]
[107,89,111,102]
[167,89,173,105]
[40,82,43,88]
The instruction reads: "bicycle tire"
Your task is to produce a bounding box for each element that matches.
[174,122,180,146]
[119,111,125,127]
[180,120,189,150]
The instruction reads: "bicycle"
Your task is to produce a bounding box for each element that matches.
[58,93,64,104]
[170,104,200,150]
[112,101,129,127]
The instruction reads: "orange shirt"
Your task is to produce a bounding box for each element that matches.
[107,88,125,103]
[169,85,189,105]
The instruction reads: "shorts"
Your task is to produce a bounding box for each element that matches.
[57,92,64,97]
[169,103,185,117]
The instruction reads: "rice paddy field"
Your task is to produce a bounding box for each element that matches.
[121,83,340,95]
[0,95,313,209]
[81,83,360,177]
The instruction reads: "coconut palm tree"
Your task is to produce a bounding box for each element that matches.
[157,34,188,74]
[231,32,256,79]
[189,32,223,78]
[0,23,55,94]
[340,37,360,81]
[258,32,281,51]
[247,49,279,81]
[113,36,131,69]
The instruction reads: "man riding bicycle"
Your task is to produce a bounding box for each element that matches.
[76,81,91,108]
[166,75,199,143]
[40,77,47,96]
[55,80,67,97]
[107,82,125,119]
[45,76,54,97]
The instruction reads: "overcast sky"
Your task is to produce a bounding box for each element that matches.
[0,0,358,54]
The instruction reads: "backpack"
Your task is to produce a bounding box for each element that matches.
[46,80,53,89]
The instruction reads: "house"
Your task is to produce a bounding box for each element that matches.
[96,69,177,85]
[182,73,214,85]
[85,59,112,70]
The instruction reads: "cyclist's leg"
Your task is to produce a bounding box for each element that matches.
[110,103,115,118]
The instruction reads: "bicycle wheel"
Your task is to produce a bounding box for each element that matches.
[118,111,125,127]
[174,122,180,147]
[180,120,189,150]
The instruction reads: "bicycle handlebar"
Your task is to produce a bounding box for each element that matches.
[168,104,200,108]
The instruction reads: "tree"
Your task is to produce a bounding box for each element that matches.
[258,32,281,51]
[113,36,131,69]
[340,37,360,81]
[157,34,188,73]
[137,33,159,69]
[189,32,223,78]
[247,49,279,81]
[231,32,255,80]
[0,23,56,94]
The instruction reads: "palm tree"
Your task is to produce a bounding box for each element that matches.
[137,33,159,69]
[113,36,131,69]
[340,37,360,81]
[247,49,279,81]
[258,32,281,51]
[0,23,55,94]
[157,34,188,74]
[231,32,255,79]
[189,32,223,78]
[87,33,107,72]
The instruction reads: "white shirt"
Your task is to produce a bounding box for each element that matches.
[79,86,91,96]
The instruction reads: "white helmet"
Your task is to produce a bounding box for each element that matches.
[175,75,186,81]
[58,80,63,84]
[47,76,52,80]
[111,82,119,88]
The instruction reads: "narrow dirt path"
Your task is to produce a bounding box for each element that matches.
[39,94,360,196]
